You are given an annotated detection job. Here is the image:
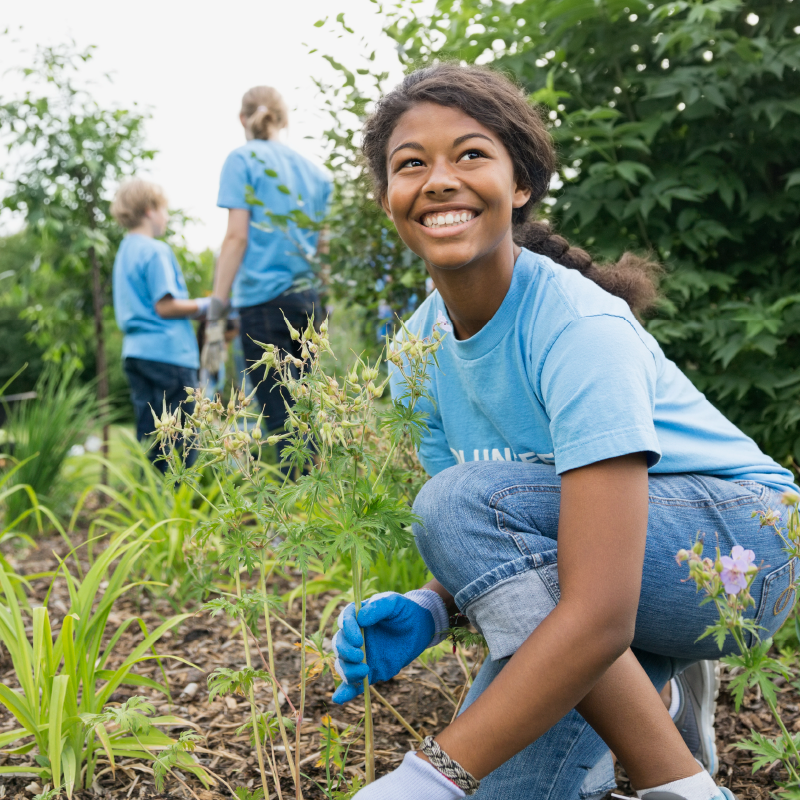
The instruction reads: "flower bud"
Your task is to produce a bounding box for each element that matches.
[285,318,300,341]
[782,491,799,507]
[692,540,704,556]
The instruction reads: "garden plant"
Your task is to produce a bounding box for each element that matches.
[0,526,209,796]
[153,313,448,798]
[678,492,800,795]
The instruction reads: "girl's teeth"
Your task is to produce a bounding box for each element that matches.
[423,211,475,228]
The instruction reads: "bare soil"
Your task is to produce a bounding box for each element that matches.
[0,534,795,799]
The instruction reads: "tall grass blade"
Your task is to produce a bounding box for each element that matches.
[48,674,70,791]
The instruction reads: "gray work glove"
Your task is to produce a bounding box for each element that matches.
[200,297,228,376]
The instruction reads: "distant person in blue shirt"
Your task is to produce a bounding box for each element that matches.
[111,179,210,472]
[329,66,800,800]
[203,85,332,434]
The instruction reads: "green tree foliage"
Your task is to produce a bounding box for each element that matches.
[381,0,800,466]
[0,233,46,393]
[0,42,154,461]
[314,14,430,354]
[0,43,154,370]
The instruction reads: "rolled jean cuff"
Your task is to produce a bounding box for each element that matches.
[455,549,560,661]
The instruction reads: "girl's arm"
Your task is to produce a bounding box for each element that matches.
[213,208,250,301]
[423,578,458,615]
[429,452,650,778]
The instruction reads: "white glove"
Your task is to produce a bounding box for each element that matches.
[353,751,465,799]
[200,297,227,376]
[192,296,211,319]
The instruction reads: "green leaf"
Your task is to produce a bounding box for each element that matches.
[786,169,800,190]
[615,161,654,185]
[47,674,69,790]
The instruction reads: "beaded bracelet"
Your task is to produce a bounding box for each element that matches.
[421,735,481,796]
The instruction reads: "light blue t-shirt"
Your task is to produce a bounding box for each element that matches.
[217,140,332,308]
[390,248,796,493]
[112,234,199,370]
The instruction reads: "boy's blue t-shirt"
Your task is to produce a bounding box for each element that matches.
[112,234,199,370]
[390,248,796,494]
[217,140,332,309]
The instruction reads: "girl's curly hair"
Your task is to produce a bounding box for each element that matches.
[361,63,661,318]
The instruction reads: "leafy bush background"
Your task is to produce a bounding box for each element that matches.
[325,0,800,470]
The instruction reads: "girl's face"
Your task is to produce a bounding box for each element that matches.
[382,102,530,273]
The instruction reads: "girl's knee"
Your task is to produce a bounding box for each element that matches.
[412,463,496,550]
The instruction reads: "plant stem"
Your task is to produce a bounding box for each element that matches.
[235,570,273,800]
[351,553,375,783]
[369,685,422,744]
[267,733,284,800]
[766,693,800,781]
[371,440,398,492]
[454,645,473,687]
[295,573,308,800]
[261,554,299,787]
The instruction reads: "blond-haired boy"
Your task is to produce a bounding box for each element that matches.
[111,179,209,471]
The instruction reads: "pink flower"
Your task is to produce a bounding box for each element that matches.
[719,545,756,595]
[435,311,452,333]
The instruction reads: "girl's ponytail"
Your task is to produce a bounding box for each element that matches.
[362,64,663,319]
[241,86,288,141]
[513,220,662,319]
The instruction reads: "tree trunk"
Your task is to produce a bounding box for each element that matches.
[89,245,109,485]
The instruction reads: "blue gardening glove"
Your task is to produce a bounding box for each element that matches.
[332,589,449,704]
[351,751,464,799]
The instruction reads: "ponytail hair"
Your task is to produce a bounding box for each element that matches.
[241,86,288,141]
[361,64,662,318]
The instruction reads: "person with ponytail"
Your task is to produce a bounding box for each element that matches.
[330,64,798,800]
[204,85,331,433]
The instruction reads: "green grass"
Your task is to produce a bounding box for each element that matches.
[61,424,136,486]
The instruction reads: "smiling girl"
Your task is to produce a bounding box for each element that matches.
[331,65,799,800]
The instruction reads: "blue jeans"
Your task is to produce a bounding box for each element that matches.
[123,357,198,474]
[238,289,320,434]
[412,462,797,800]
